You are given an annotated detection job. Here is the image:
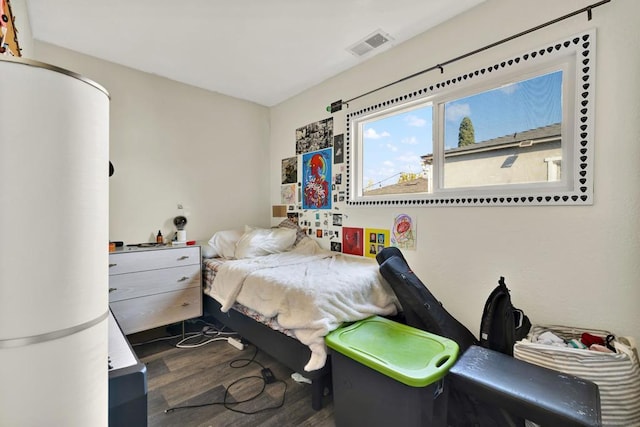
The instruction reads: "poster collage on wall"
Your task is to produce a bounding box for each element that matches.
[281,117,417,257]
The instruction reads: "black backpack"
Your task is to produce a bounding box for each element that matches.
[479,276,531,356]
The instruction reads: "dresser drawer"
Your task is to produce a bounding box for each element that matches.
[109,247,200,275]
[110,287,202,335]
[109,264,201,303]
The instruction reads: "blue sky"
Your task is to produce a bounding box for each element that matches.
[362,70,563,189]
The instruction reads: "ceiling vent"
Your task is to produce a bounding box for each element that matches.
[347,29,393,57]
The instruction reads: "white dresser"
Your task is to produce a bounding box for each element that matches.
[108,245,202,335]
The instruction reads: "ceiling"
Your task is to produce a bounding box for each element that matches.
[26,0,485,107]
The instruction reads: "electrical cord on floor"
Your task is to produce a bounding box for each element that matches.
[164,345,287,415]
[190,318,238,336]
[175,325,236,349]
[131,321,239,349]
[131,333,188,347]
[175,335,228,348]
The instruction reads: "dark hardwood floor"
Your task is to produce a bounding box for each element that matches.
[130,324,336,427]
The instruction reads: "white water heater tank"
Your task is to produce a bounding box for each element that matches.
[0,57,110,427]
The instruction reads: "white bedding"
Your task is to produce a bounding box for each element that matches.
[204,241,398,371]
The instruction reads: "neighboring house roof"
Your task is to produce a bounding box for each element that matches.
[364,177,428,195]
[422,122,561,162]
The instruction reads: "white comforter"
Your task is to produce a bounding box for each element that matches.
[206,244,398,371]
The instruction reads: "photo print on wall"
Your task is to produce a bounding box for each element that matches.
[281,156,297,184]
[302,148,332,210]
[296,117,333,154]
[333,134,344,164]
[342,227,363,256]
[364,228,390,258]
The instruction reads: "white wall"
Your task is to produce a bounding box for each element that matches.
[270,0,640,339]
[33,42,271,244]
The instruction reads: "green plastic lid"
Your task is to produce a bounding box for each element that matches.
[326,316,459,387]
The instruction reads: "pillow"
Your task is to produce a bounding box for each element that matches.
[200,243,217,258]
[290,236,323,255]
[207,228,244,259]
[277,218,307,246]
[234,226,297,259]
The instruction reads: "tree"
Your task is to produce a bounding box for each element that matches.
[458,116,475,147]
[398,172,420,183]
[365,178,375,190]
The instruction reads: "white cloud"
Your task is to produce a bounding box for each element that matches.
[364,128,390,139]
[386,143,398,152]
[401,136,418,145]
[446,103,471,123]
[404,115,426,127]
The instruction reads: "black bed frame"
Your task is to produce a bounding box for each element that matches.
[203,296,332,410]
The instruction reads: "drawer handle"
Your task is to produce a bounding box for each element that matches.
[177,256,190,261]
[177,276,189,282]
[109,263,117,268]
[181,302,190,307]
[109,287,117,293]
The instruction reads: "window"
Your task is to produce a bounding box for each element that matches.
[346,30,594,207]
[360,104,433,196]
[440,70,564,189]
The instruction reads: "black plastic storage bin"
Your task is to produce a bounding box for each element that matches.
[325,316,459,427]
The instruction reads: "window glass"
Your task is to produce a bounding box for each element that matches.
[362,104,433,196]
[441,70,563,188]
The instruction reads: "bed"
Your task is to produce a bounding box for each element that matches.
[201,220,399,410]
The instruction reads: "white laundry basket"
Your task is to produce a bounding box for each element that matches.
[514,325,640,426]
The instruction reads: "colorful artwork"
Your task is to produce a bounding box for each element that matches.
[0,0,20,57]
[281,156,297,184]
[391,213,417,250]
[296,118,333,154]
[286,212,299,225]
[342,227,363,256]
[365,228,390,258]
[302,148,332,210]
[280,183,297,204]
